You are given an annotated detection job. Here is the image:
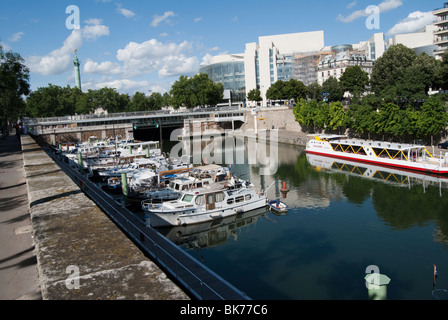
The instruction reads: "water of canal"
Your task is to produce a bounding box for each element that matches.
[157,138,448,300]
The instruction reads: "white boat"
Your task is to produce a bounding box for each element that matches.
[306,135,448,176]
[268,199,289,214]
[142,182,267,227]
[139,164,247,205]
[117,140,161,157]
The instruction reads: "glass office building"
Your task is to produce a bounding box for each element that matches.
[199,55,246,103]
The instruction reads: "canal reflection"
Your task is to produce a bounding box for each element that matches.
[305,153,448,242]
[157,207,269,249]
[160,138,448,299]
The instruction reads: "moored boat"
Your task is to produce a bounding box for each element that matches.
[268,199,289,214]
[142,182,267,227]
[306,135,448,175]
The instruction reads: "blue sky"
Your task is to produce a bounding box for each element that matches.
[0,0,444,95]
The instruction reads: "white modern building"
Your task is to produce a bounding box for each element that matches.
[201,25,441,105]
[244,31,325,104]
[388,24,437,57]
[433,2,448,60]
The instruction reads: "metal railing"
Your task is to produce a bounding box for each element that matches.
[49,150,250,300]
[24,106,242,125]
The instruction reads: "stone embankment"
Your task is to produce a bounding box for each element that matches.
[7,134,189,300]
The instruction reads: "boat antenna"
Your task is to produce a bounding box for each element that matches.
[265,181,276,194]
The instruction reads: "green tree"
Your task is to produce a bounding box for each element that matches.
[293,98,328,132]
[266,79,307,102]
[327,101,346,133]
[293,99,317,131]
[375,102,402,138]
[284,79,307,101]
[26,84,75,118]
[438,50,448,90]
[346,103,377,138]
[93,87,128,113]
[266,81,285,100]
[398,53,439,101]
[416,95,448,144]
[0,45,30,131]
[247,89,262,105]
[148,92,164,111]
[371,44,417,97]
[306,82,322,101]
[339,65,369,100]
[129,92,149,111]
[321,76,344,102]
[170,73,223,108]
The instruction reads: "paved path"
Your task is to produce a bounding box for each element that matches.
[0,133,41,300]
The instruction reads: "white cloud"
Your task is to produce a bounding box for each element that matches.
[89,78,171,95]
[347,1,357,9]
[200,53,213,66]
[208,46,220,52]
[158,55,199,78]
[82,19,110,41]
[26,19,110,75]
[338,0,403,23]
[94,79,150,91]
[116,39,199,78]
[386,11,437,35]
[26,30,83,75]
[84,18,103,25]
[151,11,176,27]
[117,8,135,18]
[194,17,203,23]
[378,0,403,12]
[9,31,24,42]
[83,59,122,75]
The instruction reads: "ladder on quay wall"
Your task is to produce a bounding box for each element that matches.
[49,150,250,301]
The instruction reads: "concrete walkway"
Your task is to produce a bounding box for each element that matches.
[0,133,41,300]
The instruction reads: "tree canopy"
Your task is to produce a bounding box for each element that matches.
[370,44,440,102]
[294,94,448,144]
[339,65,369,99]
[0,44,30,131]
[266,79,307,102]
[169,73,223,109]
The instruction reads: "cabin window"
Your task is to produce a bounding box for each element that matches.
[227,198,234,205]
[245,194,251,201]
[215,192,225,203]
[195,195,205,205]
[182,194,194,203]
[235,196,244,203]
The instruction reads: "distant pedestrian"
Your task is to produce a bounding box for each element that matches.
[16,123,21,143]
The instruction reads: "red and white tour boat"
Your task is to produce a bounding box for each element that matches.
[305,135,448,176]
